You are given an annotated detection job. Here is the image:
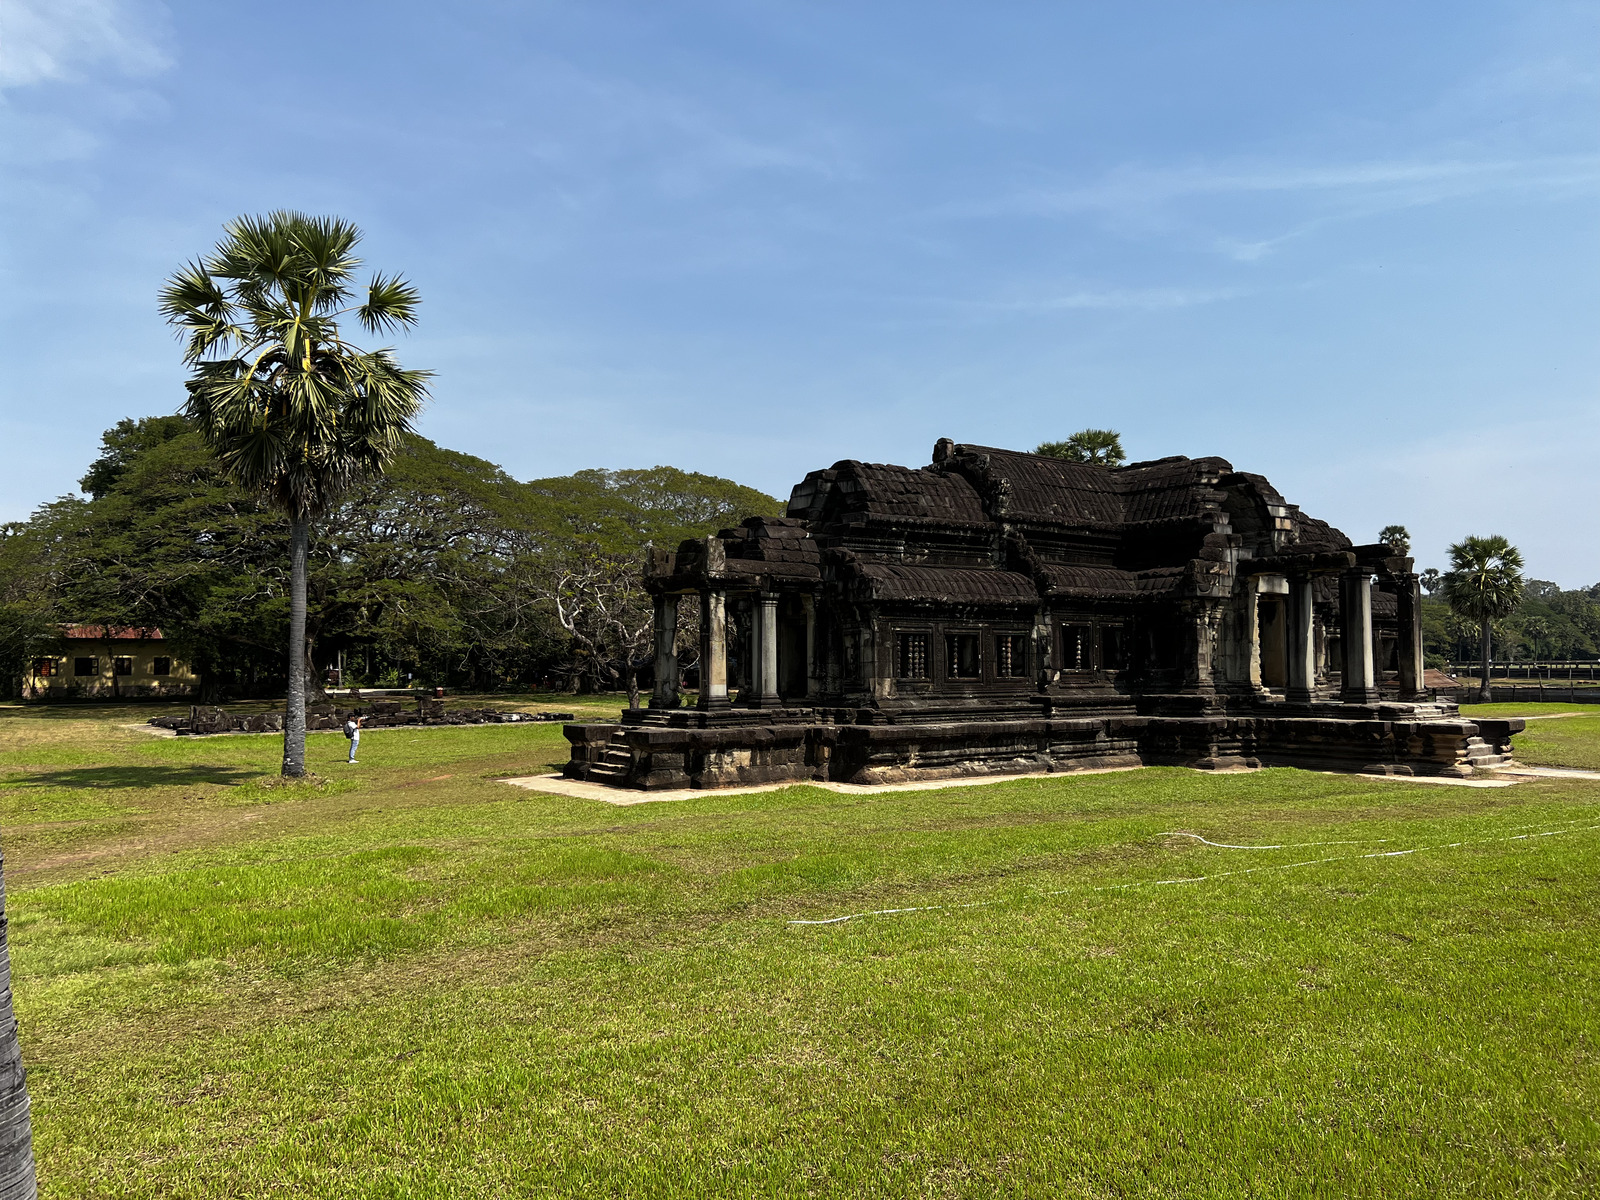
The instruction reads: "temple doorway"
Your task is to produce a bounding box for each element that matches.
[1258,597,1288,688]
[777,594,808,702]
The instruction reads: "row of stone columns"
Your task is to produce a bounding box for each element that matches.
[1279,568,1423,705]
[649,591,783,711]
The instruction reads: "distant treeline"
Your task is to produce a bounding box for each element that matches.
[1421,582,1600,669]
[0,415,781,698]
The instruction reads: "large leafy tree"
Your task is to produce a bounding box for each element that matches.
[525,467,783,554]
[16,418,778,701]
[1442,534,1525,702]
[160,212,430,776]
[1035,429,1126,465]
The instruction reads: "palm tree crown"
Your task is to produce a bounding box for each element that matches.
[159,211,431,519]
[1035,429,1126,465]
[1442,535,1524,624]
[1378,524,1411,556]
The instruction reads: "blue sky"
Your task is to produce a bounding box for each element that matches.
[3,1,1597,584]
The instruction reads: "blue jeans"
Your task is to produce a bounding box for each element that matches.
[348,732,360,762]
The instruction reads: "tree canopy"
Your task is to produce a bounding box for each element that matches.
[3,415,781,699]
[1035,429,1126,465]
[1378,525,1411,556]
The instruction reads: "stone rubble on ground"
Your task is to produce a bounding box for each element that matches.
[150,696,575,736]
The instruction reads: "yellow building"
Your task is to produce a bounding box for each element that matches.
[24,626,199,699]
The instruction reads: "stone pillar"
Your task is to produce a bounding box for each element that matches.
[696,590,729,710]
[648,594,680,709]
[1339,570,1379,705]
[1243,588,1263,691]
[1286,574,1317,704]
[1396,573,1425,700]
[752,592,780,707]
[802,594,818,699]
[1183,602,1222,692]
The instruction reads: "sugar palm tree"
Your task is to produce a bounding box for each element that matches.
[160,212,431,776]
[0,844,36,1198]
[1378,524,1410,556]
[1035,429,1126,465]
[1442,534,1524,703]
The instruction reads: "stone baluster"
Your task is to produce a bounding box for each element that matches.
[1339,569,1379,705]
[1286,574,1317,705]
[648,594,680,709]
[697,590,729,710]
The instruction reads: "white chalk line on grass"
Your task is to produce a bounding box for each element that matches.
[1159,832,1383,851]
[787,821,1600,927]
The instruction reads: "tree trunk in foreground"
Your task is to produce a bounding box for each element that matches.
[0,847,38,1199]
[1479,617,1493,704]
[282,516,310,777]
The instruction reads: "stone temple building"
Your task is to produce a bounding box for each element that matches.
[565,440,1521,789]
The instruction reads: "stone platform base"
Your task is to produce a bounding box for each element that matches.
[564,707,1525,791]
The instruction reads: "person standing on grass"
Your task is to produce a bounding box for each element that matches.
[345,714,364,764]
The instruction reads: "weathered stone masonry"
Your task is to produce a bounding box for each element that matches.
[566,441,1521,788]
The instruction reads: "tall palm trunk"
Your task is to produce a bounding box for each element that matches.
[1479,616,1493,704]
[283,516,310,777]
[0,848,38,1199]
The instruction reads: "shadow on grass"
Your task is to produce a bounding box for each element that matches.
[8,765,258,790]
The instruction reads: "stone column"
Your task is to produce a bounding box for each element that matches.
[1243,588,1263,691]
[802,594,818,699]
[1286,574,1317,704]
[752,593,780,707]
[648,594,680,709]
[696,590,729,710]
[1183,602,1222,693]
[1339,570,1379,705]
[1395,573,1425,700]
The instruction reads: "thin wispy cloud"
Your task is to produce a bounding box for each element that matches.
[958,154,1600,217]
[0,0,171,90]
[977,286,1246,313]
[940,155,1600,261]
[506,56,851,199]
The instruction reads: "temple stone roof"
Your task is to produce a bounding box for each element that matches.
[791,445,1255,539]
[788,461,990,527]
[1038,564,1187,600]
[936,444,1235,530]
[658,441,1374,607]
[847,563,1040,606]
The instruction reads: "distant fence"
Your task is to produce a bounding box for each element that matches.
[1448,661,1600,682]
[1455,684,1600,705]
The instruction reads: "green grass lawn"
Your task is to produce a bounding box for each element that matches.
[1461,702,1600,772]
[3,699,1599,1197]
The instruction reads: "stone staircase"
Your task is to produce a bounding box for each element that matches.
[1459,734,1513,772]
[581,728,635,785]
